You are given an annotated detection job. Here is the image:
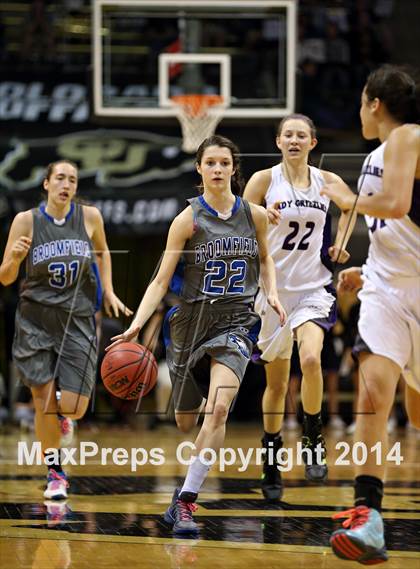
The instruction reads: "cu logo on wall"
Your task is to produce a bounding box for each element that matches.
[0,130,197,233]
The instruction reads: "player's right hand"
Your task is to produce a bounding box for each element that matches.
[267,294,287,326]
[266,202,282,225]
[106,324,141,351]
[11,236,32,262]
[337,267,363,293]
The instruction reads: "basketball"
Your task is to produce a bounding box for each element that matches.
[101,342,158,400]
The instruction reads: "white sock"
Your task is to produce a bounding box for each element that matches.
[180,456,210,496]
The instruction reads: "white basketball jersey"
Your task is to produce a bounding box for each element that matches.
[264,164,332,292]
[360,142,420,288]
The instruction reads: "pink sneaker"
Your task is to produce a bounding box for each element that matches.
[59,416,74,447]
[43,469,69,500]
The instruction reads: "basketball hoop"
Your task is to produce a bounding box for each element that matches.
[171,95,225,153]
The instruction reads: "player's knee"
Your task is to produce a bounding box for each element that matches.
[265,381,288,399]
[358,381,390,415]
[210,402,229,426]
[299,353,321,375]
[31,393,46,410]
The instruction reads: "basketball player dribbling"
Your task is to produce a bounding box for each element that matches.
[321,64,420,564]
[107,135,287,534]
[244,114,356,500]
[0,160,132,500]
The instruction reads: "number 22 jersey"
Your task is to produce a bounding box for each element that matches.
[174,195,260,306]
[265,164,332,292]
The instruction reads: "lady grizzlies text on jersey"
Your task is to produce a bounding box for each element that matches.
[265,164,333,292]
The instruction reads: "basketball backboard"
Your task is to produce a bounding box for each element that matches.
[92,0,296,119]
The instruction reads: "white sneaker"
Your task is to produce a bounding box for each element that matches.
[329,416,346,431]
[346,422,356,435]
[59,416,74,447]
[44,469,69,500]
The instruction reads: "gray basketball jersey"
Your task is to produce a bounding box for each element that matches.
[173,196,259,305]
[20,202,100,316]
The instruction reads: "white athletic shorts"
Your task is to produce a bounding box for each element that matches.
[255,286,336,362]
[356,275,420,393]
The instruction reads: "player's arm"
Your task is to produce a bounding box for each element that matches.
[244,169,281,224]
[107,207,193,348]
[141,309,164,352]
[0,211,32,286]
[243,169,271,205]
[379,125,418,217]
[354,126,417,217]
[322,171,356,263]
[321,125,418,218]
[86,205,133,318]
[250,203,286,325]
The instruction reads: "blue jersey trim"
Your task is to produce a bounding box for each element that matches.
[40,202,75,224]
[91,261,103,312]
[163,305,178,349]
[231,195,241,216]
[198,195,241,218]
[248,317,262,345]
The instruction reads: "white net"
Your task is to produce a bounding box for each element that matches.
[172,95,225,153]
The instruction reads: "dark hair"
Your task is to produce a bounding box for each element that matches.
[277,113,317,138]
[45,159,79,181]
[365,65,419,123]
[195,135,244,196]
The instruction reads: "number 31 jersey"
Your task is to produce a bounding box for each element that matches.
[20,203,101,316]
[265,164,332,292]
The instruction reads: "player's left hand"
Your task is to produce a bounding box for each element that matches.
[328,245,350,264]
[103,290,133,318]
[106,322,141,351]
[267,294,287,326]
[320,182,355,212]
[266,202,282,225]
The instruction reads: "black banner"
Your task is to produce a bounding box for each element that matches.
[0,129,198,235]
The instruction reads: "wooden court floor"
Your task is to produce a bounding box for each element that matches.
[0,423,419,569]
